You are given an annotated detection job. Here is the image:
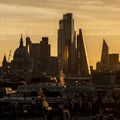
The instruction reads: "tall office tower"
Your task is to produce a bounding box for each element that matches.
[77,29,89,76]
[101,39,109,63]
[58,13,76,74]
[96,39,109,72]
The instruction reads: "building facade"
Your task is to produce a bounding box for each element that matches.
[96,39,120,72]
[11,35,33,75]
[58,13,76,74]
[77,29,89,76]
[58,13,89,76]
[26,36,58,75]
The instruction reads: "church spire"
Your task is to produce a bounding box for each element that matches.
[20,34,23,47]
[2,54,8,70]
[3,54,7,63]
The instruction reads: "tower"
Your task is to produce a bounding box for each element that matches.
[2,55,8,72]
[26,36,31,56]
[101,39,109,63]
[40,37,51,72]
[40,37,50,58]
[58,13,76,74]
[96,39,109,72]
[77,29,89,76]
[20,34,23,47]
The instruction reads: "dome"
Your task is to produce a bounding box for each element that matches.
[14,46,29,59]
[14,35,29,59]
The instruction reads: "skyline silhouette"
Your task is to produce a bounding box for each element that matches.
[0,0,120,68]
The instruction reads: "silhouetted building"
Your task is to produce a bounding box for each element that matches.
[11,35,33,74]
[58,13,76,74]
[1,13,93,77]
[26,36,31,56]
[94,39,120,85]
[26,36,57,75]
[109,54,119,64]
[44,56,58,75]
[2,55,8,72]
[77,29,89,76]
[40,37,50,72]
[92,72,116,85]
[96,39,109,72]
[40,37,50,57]
[101,39,109,63]
[96,39,120,72]
[30,43,40,73]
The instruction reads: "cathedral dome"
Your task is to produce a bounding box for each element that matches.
[14,47,28,59]
[14,35,29,59]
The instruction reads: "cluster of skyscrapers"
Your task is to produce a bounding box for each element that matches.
[1,13,90,78]
[58,13,89,76]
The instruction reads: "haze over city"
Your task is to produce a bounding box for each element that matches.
[0,0,120,68]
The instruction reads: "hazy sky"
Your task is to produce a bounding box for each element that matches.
[0,0,120,68]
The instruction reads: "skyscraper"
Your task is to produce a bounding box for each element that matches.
[96,39,109,71]
[101,39,109,63]
[77,29,89,76]
[96,39,120,72]
[58,13,76,74]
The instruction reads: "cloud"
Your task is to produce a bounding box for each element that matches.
[0,0,120,19]
[0,0,120,37]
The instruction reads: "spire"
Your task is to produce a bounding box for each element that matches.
[2,54,8,68]
[3,54,7,63]
[20,34,23,47]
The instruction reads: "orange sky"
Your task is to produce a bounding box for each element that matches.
[0,0,120,68]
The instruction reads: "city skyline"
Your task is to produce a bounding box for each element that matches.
[0,0,120,68]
